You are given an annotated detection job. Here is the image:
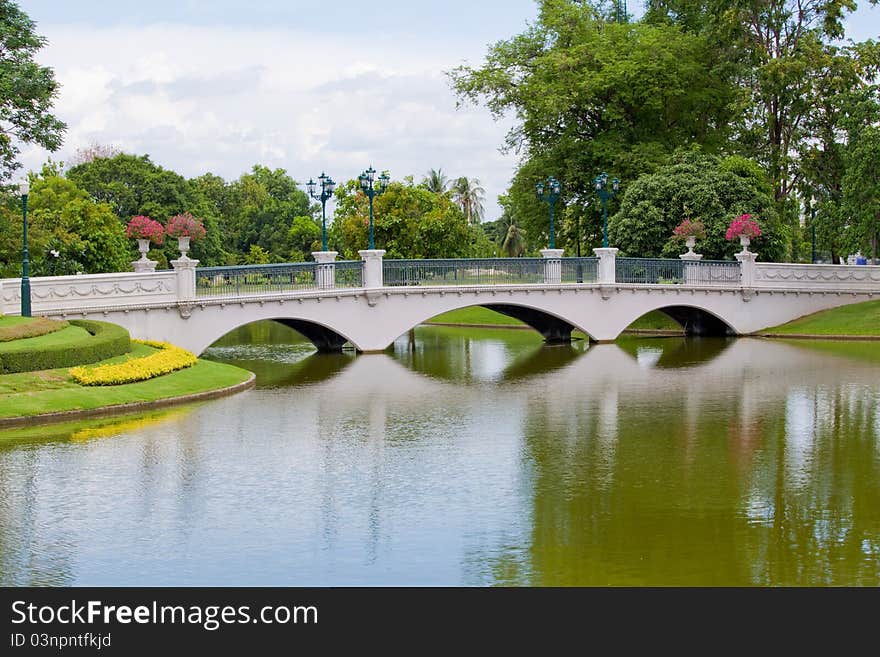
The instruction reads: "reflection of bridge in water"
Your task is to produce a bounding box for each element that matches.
[2,249,878,354]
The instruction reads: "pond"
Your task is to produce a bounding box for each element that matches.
[1,321,878,585]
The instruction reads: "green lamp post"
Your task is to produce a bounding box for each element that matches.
[19,179,31,317]
[809,196,817,264]
[535,177,561,250]
[594,172,620,248]
[306,173,337,252]
[358,166,390,250]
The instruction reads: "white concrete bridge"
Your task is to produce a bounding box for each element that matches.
[2,247,878,354]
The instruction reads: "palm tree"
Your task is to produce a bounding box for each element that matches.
[423,168,449,194]
[452,176,486,225]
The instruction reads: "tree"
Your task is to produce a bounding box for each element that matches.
[608,151,787,261]
[451,176,485,225]
[0,0,66,182]
[329,177,475,259]
[66,142,121,168]
[450,0,740,250]
[842,91,880,263]
[67,153,228,266]
[0,165,128,276]
[422,169,450,194]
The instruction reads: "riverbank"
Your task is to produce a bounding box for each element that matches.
[0,320,255,427]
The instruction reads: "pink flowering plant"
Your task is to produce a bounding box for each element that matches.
[725,214,762,241]
[125,215,165,244]
[672,218,706,240]
[165,212,207,241]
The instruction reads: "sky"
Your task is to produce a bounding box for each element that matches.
[16,1,880,222]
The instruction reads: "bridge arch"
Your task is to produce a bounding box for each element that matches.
[614,300,739,339]
[188,314,361,355]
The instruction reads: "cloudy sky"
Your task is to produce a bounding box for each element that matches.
[17,1,880,221]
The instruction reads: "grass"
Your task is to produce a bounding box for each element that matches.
[765,299,880,336]
[0,342,252,420]
[778,339,880,365]
[424,306,683,333]
[0,324,91,353]
[425,306,526,327]
[0,316,68,342]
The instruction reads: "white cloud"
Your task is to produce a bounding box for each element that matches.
[22,23,517,220]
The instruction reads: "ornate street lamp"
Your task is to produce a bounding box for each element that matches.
[535,177,561,250]
[808,196,817,264]
[306,172,336,252]
[358,166,390,250]
[594,172,620,248]
[18,179,31,317]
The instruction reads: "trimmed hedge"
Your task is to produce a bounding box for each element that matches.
[0,320,131,374]
[70,340,197,386]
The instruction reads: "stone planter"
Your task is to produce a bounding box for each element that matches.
[739,235,751,253]
[132,238,157,273]
[177,236,191,258]
[680,235,703,261]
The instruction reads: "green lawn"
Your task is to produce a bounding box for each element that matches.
[425,306,526,327]
[0,324,90,353]
[0,316,68,342]
[0,344,252,419]
[424,306,682,333]
[766,299,880,336]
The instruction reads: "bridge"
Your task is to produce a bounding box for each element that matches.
[1,247,878,354]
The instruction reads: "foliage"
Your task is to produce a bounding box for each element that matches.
[0,316,67,342]
[329,178,476,259]
[0,168,130,276]
[166,212,206,241]
[672,218,706,240]
[451,177,486,224]
[125,215,165,244]
[422,169,450,194]
[243,244,271,265]
[450,0,739,251]
[70,339,197,386]
[0,319,130,374]
[608,151,785,260]
[0,0,66,182]
[288,215,321,261]
[725,214,762,241]
[841,93,880,262]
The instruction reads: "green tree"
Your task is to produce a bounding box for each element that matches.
[0,165,128,275]
[67,153,228,266]
[0,0,66,182]
[329,177,474,259]
[608,151,786,261]
[243,244,271,265]
[451,176,486,225]
[450,0,739,249]
[422,168,450,194]
[288,215,322,261]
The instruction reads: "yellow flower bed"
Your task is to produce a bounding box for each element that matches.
[69,340,197,386]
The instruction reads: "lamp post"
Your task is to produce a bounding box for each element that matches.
[358,166,390,250]
[535,177,561,250]
[594,172,620,248]
[809,197,817,264]
[19,179,31,317]
[306,173,336,252]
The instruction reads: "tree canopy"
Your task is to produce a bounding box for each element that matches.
[0,0,66,182]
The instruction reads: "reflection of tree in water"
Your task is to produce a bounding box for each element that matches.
[500,343,585,383]
[506,363,880,585]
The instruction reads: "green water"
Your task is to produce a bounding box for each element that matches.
[0,321,878,585]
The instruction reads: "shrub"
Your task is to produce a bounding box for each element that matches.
[70,340,197,386]
[0,320,131,374]
[0,317,69,342]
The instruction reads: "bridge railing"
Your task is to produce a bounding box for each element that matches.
[616,257,741,286]
[383,258,547,286]
[560,257,599,283]
[195,261,363,297]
